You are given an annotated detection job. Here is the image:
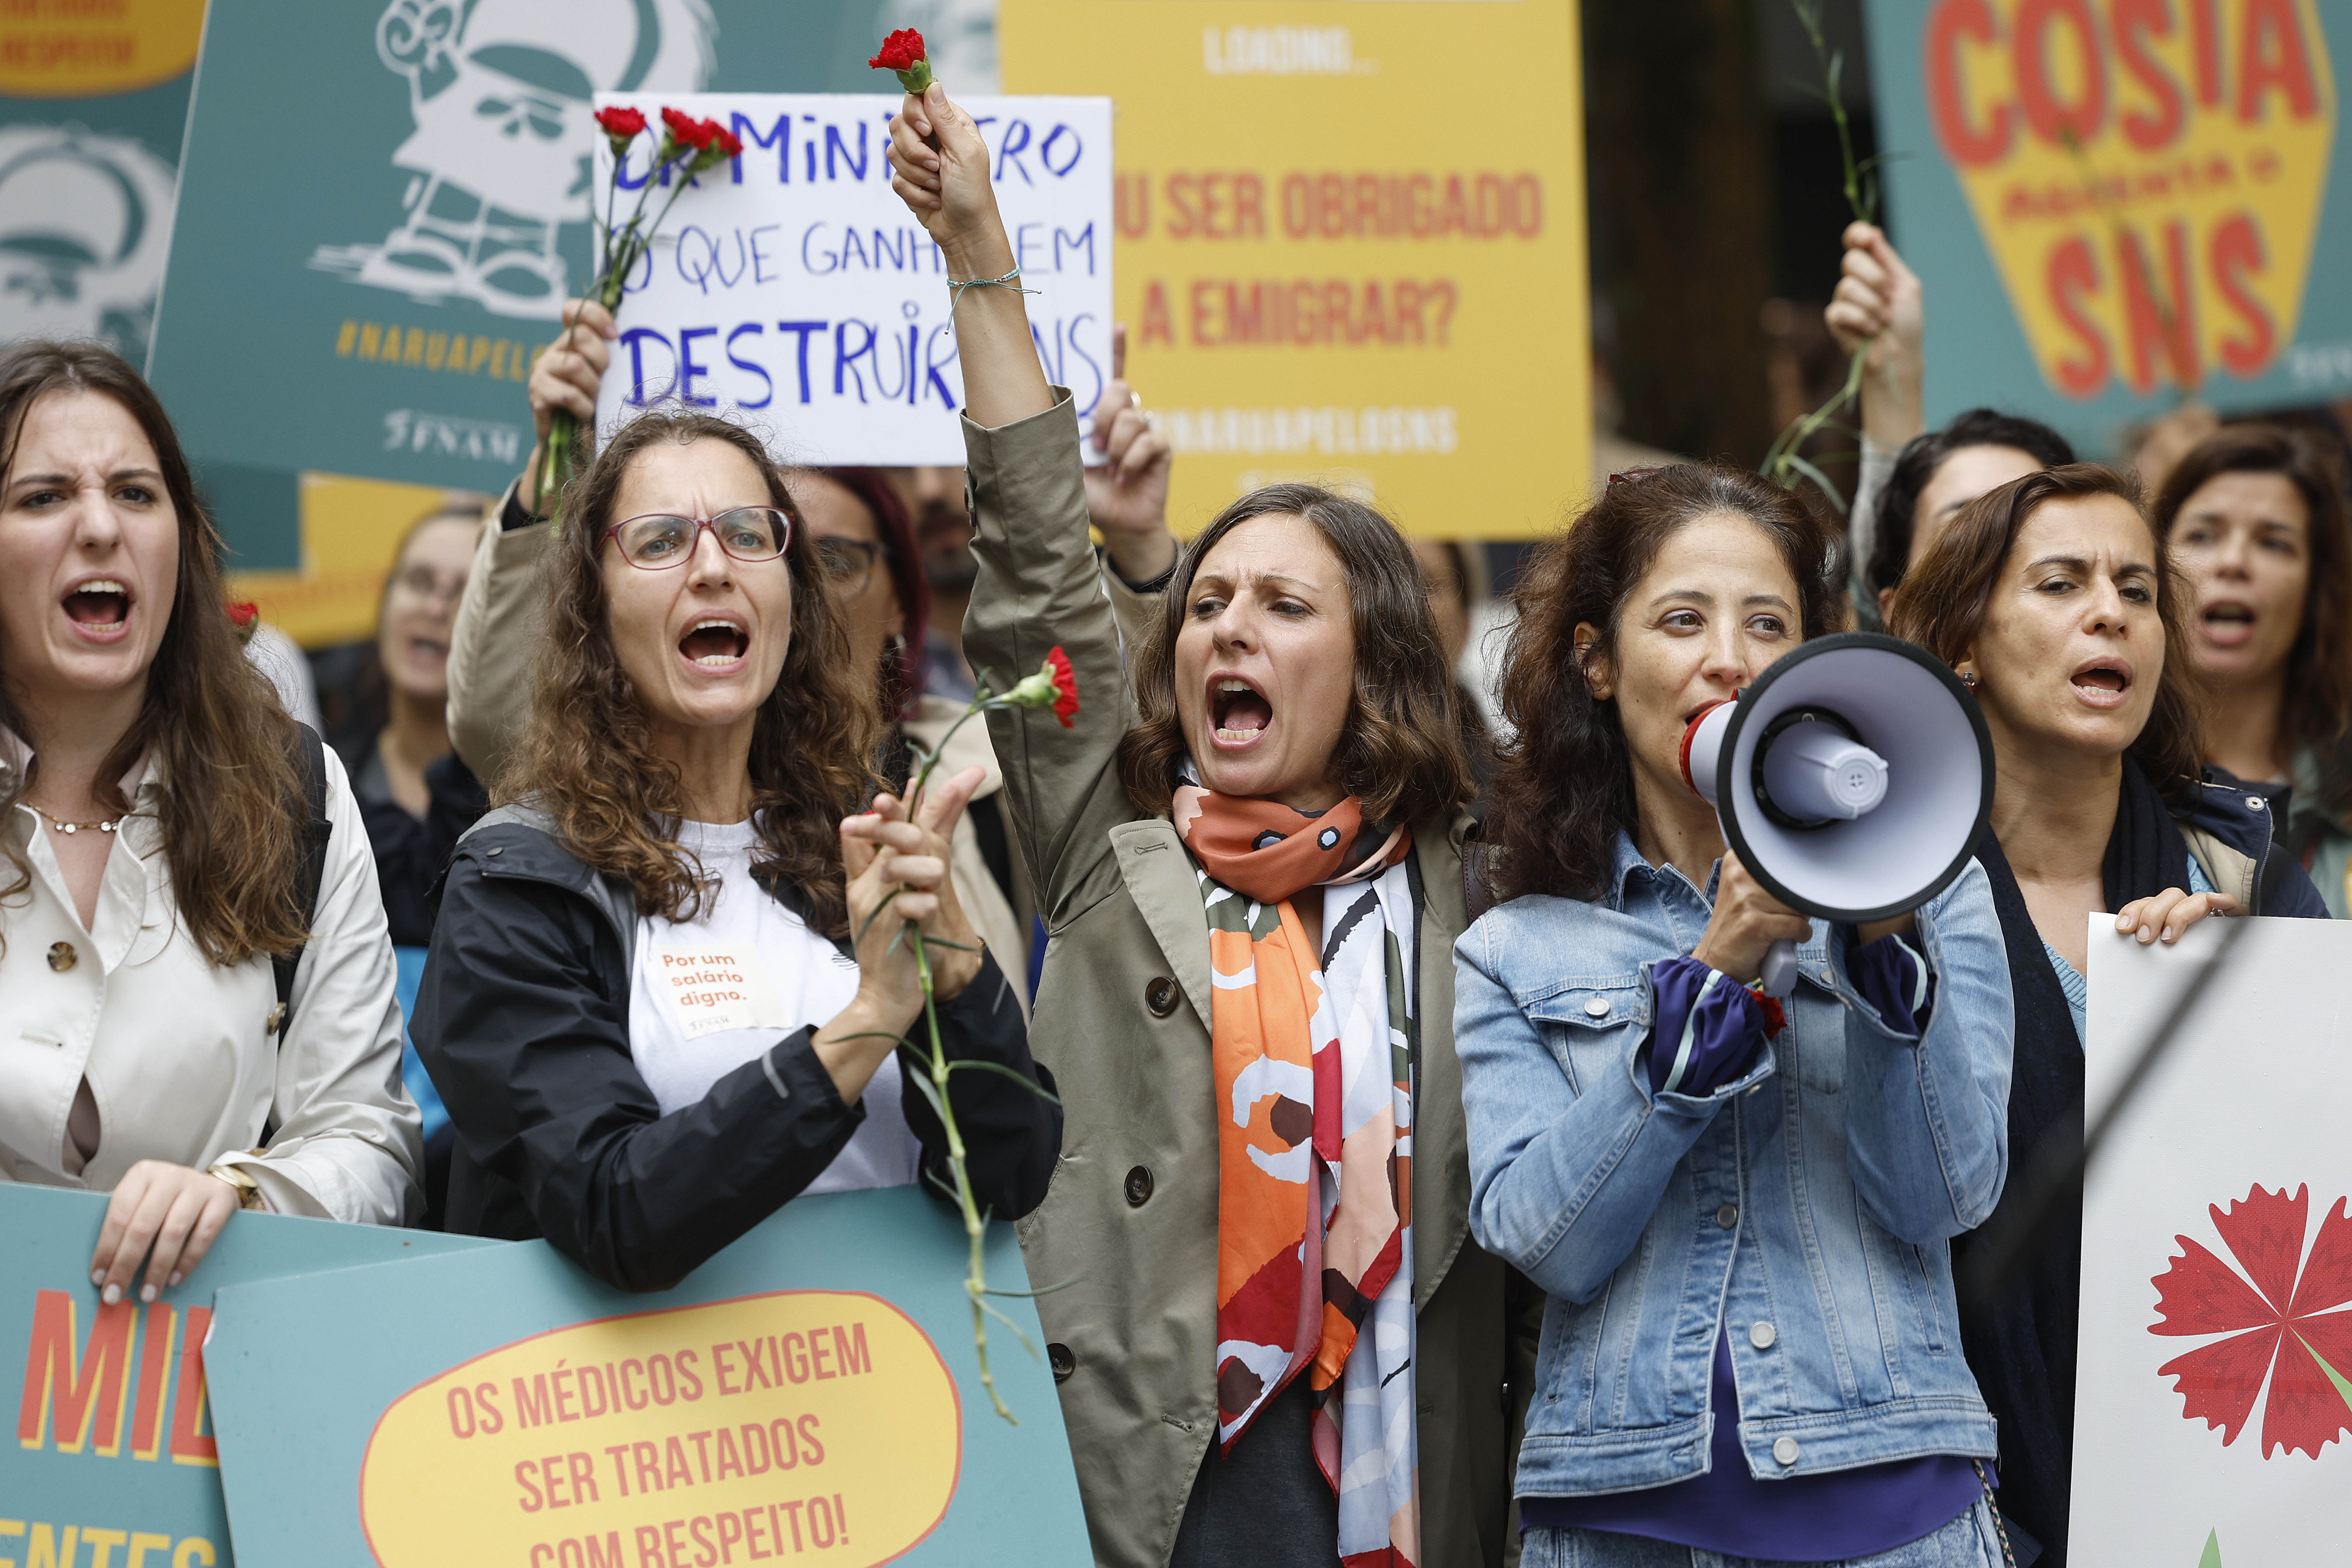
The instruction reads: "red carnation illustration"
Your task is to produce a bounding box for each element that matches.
[2150,1183,2352,1458]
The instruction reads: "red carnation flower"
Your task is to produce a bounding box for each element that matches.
[226,601,259,629]
[867,27,925,72]
[705,121,742,160]
[660,106,711,149]
[594,106,646,141]
[1046,645,1079,728]
[2150,1183,2352,1458]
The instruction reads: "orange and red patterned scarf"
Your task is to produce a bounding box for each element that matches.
[1172,781,1422,1567]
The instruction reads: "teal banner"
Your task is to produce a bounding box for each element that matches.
[1,1185,490,1566]
[1864,0,2352,450]
[202,1186,1089,1567]
[144,0,941,566]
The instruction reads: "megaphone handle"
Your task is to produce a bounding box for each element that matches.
[1759,940,1800,998]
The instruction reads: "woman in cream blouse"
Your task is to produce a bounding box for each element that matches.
[0,340,420,1303]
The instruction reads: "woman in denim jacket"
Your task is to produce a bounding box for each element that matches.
[1455,466,2018,1568]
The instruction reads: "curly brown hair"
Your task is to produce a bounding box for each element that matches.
[1890,462,2204,805]
[2152,424,2352,811]
[0,340,307,965]
[1114,483,1476,827]
[1484,465,1842,905]
[499,407,882,934]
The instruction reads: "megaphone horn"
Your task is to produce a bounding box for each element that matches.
[1676,633,1994,998]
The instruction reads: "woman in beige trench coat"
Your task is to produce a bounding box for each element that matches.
[888,84,1526,1568]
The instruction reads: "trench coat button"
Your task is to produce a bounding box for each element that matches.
[2246,795,2265,812]
[1145,977,1180,1017]
[1716,1203,1738,1230]
[1750,1321,1777,1350]
[1125,1166,1155,1207]
[1583,997,1610,1018]
[1048,1343,1075,1383]
[1773,1436,1800,1466]
[46,941,76,973]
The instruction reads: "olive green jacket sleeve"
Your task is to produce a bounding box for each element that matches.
[961,389,1144,920]
[444,483,554,788]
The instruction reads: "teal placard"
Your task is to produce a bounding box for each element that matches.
[1862,0,2352,453]
[145,0,916,566]
[0,1185,493,1566]
[201,1186,1089,1567]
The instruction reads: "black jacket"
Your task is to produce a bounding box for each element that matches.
[412,810,1060,1291]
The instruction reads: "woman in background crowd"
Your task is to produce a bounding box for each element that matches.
[1891,464,2328,1566]
[413,402,1058,1288]
[0,339,419,1295]
[313,498,490,1226]
[2154,424,2352,915]
[890,81,1523,1568]
[1460,464,2016,1568]
[1864,411,2076,625]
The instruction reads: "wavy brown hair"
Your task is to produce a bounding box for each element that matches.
[2152,424,2352,814]
[1891,462,2204,804]
[0,340,306,964]
[500,407,881,934]
[1485,465,1842,904]
[1116,483,1475,826]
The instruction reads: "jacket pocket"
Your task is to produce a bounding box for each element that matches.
[1519,975,1649,1099]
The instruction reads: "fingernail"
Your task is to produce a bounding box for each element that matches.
[167,1272,182,1287]
[140,1284,157,1304]
[2138,924,2154,942]
[91,1270,105,1286]
[101,1284,121,1305]
[2115,913,2132,931]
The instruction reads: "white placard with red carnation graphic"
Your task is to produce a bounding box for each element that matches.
[2077,914,2352,1567]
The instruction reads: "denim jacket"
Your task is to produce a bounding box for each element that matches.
[1453,834,2013,1497]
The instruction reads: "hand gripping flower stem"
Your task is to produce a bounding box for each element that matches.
[851,648,1079,1422]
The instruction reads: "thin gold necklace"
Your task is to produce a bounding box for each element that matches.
[29,805,123,836]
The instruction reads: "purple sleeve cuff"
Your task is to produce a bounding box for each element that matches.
[1647,956,1773,1099]
[1849,933,1935,1035]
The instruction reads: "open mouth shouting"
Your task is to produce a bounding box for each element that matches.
[61,575,132,642]
[679,614,750,671]
[1210,674,1274,749]
[2200,599,2256,649]
[2069,656,2134,710]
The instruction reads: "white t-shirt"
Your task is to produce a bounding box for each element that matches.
[627,818,919,1196]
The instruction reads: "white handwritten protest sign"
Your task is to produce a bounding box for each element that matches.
[589,93,1113,465]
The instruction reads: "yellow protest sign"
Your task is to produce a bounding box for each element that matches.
[225,475,482,650]
[1921,0,2337,400]
[358,1290,961,1568]
[0,0,204,97]
[1002,1,1589,537]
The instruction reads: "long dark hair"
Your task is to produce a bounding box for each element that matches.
[2152,424,2352,814]
[1868,409,2076,598]
[1892,463,2204,805]
[1485,465,1841,904]
[0,339,308,964]
[1116,483,1475,827]
[501,406,881,934]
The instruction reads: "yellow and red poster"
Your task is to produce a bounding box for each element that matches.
[1870,0,2351,434]
[1003,1,1589,537]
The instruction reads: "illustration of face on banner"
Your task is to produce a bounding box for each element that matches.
[0,128,180,362]
[309,0,718,320]
[1926,0,2335,400]
[587,93,1113,465]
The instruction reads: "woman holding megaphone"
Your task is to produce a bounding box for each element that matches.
[1457,466,2020,1568]
[1889,463,2328,1566]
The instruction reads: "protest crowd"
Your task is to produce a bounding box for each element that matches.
[7,15,2352,1568]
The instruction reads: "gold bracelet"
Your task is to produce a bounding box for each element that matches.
[207,1162,266,1212]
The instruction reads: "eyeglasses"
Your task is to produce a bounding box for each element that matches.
[814,537,884,598]
[390,564,466,606]
[600,507,793,571]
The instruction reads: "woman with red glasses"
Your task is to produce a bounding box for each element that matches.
[409,406,1059,1289]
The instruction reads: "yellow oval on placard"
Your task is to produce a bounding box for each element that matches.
[0,0,207,98]
[360,1291,961,1568]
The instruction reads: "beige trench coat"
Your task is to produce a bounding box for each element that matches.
[964,392,1517,1568]
[439,492,1031,1000]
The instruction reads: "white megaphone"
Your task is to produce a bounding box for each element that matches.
[1679,632,1994,998]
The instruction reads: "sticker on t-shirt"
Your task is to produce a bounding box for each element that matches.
[651,946,789,1039]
